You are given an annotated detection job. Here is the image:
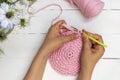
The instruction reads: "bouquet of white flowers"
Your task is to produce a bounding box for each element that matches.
[0,0,35,53]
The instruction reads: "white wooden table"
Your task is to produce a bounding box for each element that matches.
[0,0,120,80]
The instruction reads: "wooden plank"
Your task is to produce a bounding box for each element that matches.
[102,0,120,9]
[43,59,120,80]
[0,33,120,58]
[0,58,32,80]
[0,58,120,80]
[92,59,120,80]
[0,34,45,58]
[102,34,120,58]
[13,10,120,34]
[32,0,120,10]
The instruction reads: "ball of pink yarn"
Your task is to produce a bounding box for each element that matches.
[65,0,104,18]
[49,25,82,76]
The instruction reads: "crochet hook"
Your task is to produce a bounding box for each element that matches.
[82,32,108,48]
[61,24,107,48]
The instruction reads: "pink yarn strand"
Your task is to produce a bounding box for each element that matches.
[27,1,63,25]
[65,0,104,18]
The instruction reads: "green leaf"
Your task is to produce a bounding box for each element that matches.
[20,19,26,27]
[0,0,20,5]
[0,49,4,55]
[0,28,14,42]
[28,0,36,5]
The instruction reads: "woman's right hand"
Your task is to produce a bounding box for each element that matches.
[77,30,105,80]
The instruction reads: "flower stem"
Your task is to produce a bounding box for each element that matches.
[0,49,4,55]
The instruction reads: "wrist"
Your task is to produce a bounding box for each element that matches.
[81,65,94,73]
[38,46,51,58]
[77,67,94,80]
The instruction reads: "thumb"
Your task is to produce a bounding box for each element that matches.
[82,33,91,50]
[60,34,78,44]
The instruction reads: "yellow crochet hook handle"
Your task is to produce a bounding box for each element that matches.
[82,32,108,48]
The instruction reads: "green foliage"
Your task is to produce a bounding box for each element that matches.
[0,0,36,5]
[0,28,13,42]
[20,19,26,27]
[0,0,36,54]
[0,49,4,54]
[0,28,13,54]
[6,11,14,18]
[0,0,20,5]
[28,0,36,5]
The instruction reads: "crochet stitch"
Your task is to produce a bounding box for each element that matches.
[49,24,82,76]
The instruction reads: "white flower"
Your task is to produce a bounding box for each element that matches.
[14,1,30,27]
[0,3,20,29]
[18,11,30,26]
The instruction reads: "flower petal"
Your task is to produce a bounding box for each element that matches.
[1,19,9,28]
[0,21,2,27]
[0,3,9,12]
[9,5,15,11]
[14,19,20,25]
[0,14,5,21]
[7,23,14,29]
[0,8,5,14]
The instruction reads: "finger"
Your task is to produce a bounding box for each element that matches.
[82,33,91,51]
[60,34,78,44]
[49,20,66,36]
[83,30,104,43]
[60,26,70,32]
[92,47,105,57]
[91,45,105,55]
[60,26,78,34]
[91,43,100,50]
[91,42,105,55]
[53,20,66,29]
[90,37,105,54]
[60,28,69,32]
[83,30,105,51]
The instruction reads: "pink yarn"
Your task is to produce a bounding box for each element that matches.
[49,24,82,76]
[27,1,63,25]
[65,0,104,18]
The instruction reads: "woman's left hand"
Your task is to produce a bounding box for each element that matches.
[40,20,78,57]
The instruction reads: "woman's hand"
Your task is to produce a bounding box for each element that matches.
[24,20,78,80]
[40,20,78,57]
[77,30,105,80]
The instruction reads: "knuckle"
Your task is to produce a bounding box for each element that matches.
[99,35,102,38]
[65,35,74,41]
[96,34,102,39]
[101,48,105,54]
[57,20,65,24]
[96,34,101,37]
[60,20,65,22]
[70,34,76,40]
[61,36,69,43]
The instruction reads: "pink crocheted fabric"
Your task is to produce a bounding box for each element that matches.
[49,24,82,76]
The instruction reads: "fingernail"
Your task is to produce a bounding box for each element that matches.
[60,29,63,33]
[82,29,85,32]
[82,33,88,40]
